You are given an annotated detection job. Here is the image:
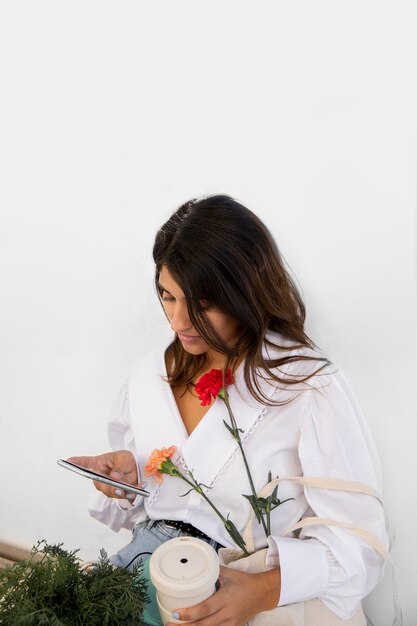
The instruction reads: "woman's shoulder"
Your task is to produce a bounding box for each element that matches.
[263,334,366,428]
[263,330,323,356]
[263,330,332,384]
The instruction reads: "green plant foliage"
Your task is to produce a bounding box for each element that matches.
[0,540,148,625]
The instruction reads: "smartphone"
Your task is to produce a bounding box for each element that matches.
[57,459,150,497]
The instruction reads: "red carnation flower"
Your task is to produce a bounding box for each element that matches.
[194,368,234,406]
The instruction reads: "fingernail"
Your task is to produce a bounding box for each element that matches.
[126,493,135,501]
[141,481,148,488]
[172,612,180,620]
[114,489,123,496]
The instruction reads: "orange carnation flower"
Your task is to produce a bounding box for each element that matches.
[144,445,178,483]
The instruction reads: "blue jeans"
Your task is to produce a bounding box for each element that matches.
[110,520,222,625]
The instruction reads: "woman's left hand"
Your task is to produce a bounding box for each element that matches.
[166,565,281,626]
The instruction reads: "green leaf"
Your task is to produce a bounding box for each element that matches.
[224,518,247,553]
[223,419,237,437]
[270,497,294,511]
[242,494,262,522]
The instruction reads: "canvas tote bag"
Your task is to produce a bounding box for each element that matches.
[218,476,389,626]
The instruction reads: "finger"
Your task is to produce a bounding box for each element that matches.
[112,487,138,501]
[67,455,98,469]
[92,479,115,496]
[170,593,224,625]
[89,480,124,498]
[96,484,139,501]
[109,466,124,479]
[109,452,138,483]
[166,610,224,626]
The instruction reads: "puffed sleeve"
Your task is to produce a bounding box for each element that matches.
[88,380,147,532]
[267,368,388,619]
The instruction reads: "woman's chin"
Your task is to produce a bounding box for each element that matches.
[180,343,207,356]
[177,336,207,355]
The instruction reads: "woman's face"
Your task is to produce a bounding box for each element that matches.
[158,266,239,363]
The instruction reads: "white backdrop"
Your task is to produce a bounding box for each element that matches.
[0,2,416,625]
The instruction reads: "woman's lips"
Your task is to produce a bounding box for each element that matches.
[177,333,201,344]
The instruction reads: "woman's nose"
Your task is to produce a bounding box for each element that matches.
[170,303,192,332]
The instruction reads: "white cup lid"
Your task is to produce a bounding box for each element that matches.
[149,537,220,598]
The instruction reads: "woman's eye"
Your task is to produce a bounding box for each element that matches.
[162,292,175,302]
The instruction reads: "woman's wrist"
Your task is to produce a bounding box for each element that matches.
[254,567,281,611]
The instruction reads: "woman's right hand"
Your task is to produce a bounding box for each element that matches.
[67,450,140,499]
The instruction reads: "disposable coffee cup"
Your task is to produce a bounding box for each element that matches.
[149,536,220,625]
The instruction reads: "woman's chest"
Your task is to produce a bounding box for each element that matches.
[129,361,306,487]
[171,384,210,435]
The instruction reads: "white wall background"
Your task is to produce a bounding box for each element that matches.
[0,2,415,624]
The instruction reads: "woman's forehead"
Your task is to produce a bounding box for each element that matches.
[158,266,185,297]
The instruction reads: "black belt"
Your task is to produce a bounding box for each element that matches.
[162,519,212,543]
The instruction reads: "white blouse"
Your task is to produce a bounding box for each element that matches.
[89,333,388,619]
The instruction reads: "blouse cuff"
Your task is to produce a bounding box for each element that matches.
[267,536,328,606]
[116,494,144,511]
[117,498,135,511]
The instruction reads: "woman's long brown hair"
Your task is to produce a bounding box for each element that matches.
[152,195,329,404]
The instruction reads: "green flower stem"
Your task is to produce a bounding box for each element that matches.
[221,391,269,538]
[266,502,271,536]
[174,469,249,556]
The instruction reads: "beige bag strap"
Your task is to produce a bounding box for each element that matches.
[242,476,389,559]
[281,516,389,560]
[270,476,383,503]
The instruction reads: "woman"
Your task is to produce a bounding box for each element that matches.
[70,195,388,625]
